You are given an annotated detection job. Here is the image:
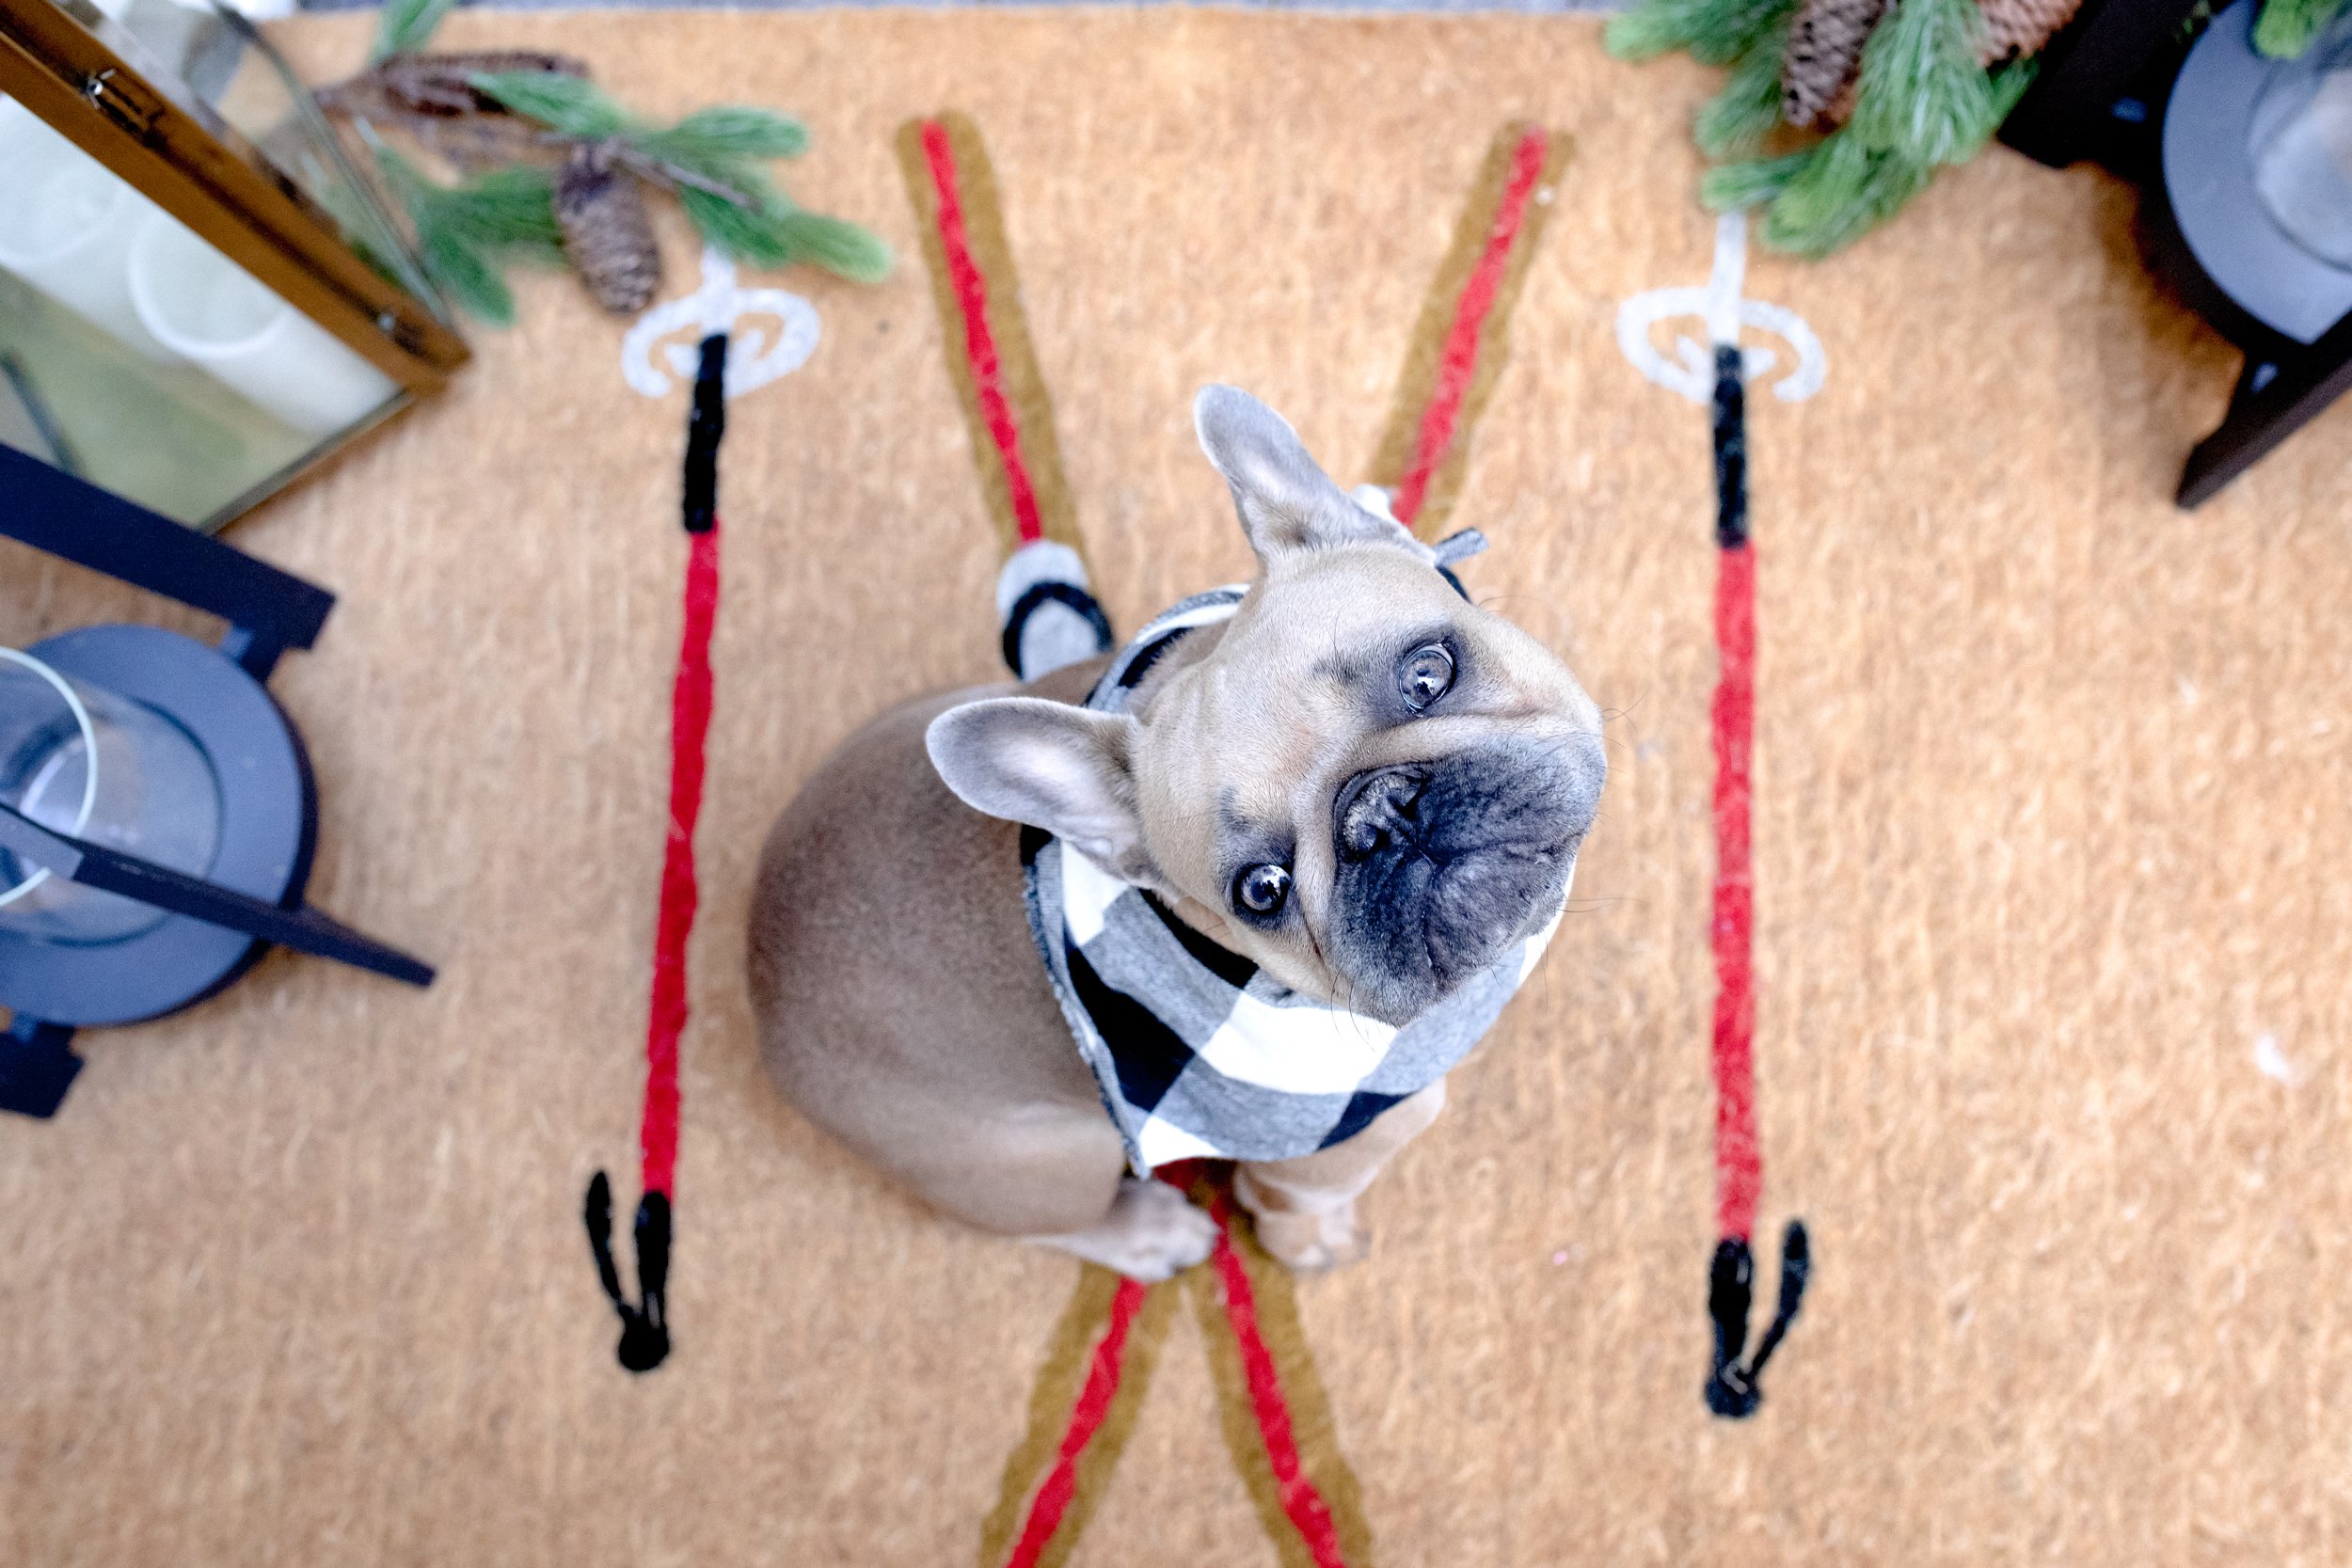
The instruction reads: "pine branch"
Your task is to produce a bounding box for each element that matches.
[1701,146,1821,210]
[1848,0,1995,164]
[437,166,564,251]
[373,0,461,62]
[675,184,798,269]
[1609,0,1797,65]
[1698,25,1796,157]
[1981,55,2041,135]
[401,114,548,174]
[322,51,586,119]
[771,210,892,283]
[667,179,891,280]
[1758,130,1936,255]
[420,225,518,325]
[468,70,632,139]
[612,128,798,222]
[2254,0,2348,56]
[634,105,810,163]
[350,71,887,315]
[608,143,759,207]
[374,144,512,322]
[609,109,894,280]
[373,143,563,325]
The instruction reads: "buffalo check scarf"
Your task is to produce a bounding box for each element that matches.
[1021,587,1568,1172]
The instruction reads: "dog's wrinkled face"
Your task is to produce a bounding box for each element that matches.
[930,386,1604,1026]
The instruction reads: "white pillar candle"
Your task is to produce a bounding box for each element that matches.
[126,210,398,436]
[0,96,183,363]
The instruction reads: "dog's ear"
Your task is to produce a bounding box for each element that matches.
[927,698,1157,882]
[1194,385,1433,564]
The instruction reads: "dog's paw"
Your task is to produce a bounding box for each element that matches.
[1248,1201,1369,1274]
[1036,1179,1219,1283]
[1232,1168,1372,1273]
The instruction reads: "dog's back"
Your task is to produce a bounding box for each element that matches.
[748,661,1130,1235]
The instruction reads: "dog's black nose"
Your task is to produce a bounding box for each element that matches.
[1336,767,1428,859]
[1327,736,1600,1024]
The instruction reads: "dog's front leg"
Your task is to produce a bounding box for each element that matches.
[1028,1177,1220,1282]
[1232,1081,1447,1271]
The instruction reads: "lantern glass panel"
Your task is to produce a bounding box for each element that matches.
[0,0,457,531]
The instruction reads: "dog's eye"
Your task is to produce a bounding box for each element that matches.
[1233,863,1293,918]
[1400,643,1455,710]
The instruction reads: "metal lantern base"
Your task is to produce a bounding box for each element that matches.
[2000,0,2352,505]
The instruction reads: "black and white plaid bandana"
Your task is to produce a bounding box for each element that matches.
[1020,586,1567,1172]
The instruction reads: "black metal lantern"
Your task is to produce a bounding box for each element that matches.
[1,448,433,1118]
[2005,0,2352,506]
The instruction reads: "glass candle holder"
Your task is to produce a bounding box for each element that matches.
[2252,16,2352,269]
[0,645,223,946]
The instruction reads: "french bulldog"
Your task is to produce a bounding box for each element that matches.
[749,387,1604,1278]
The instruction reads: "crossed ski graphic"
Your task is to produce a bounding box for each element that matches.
[903,112,1566,1567]
[570,108,1826,1568]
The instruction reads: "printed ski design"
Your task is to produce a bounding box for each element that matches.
[899,113,1110,681]
[1617,211,1822,1417]
[1366,121,1569,538]
[582,331,731,1374]
[582,248,828,1373]
[907,117,1572,1566]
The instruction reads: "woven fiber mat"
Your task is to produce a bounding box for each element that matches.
[3,9,2346,1566]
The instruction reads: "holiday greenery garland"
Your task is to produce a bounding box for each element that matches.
[318,0,888,324]
[1614,0,2350,256]
[1610,0,2045,256]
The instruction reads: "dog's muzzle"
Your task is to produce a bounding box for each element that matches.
[1327,734,1602,1024]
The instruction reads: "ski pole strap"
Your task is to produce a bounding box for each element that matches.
[1704,1220,1810,1418]
[584,1171,673,1372]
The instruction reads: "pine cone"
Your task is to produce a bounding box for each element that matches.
[556,143,660,314]
[1782,0,1891,130]
[1976,0,2085,62]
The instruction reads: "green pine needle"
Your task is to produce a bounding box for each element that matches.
[1609,0,1796,67]
[1696,25,1795,158]
[1763,132,1878,242]
[1758,130,1936,256]
[469,70,633,139]
[1701,147,1820,211]
[435,166,564,253]
[635,105,810,164]
[1981,55,2040,135]
[372,0,458,60]
[374,145,564,325]
[621,128,776,207]
[2254,0,2348,56]
[674,186,893,281]
[633,114,889,282]
[675,185,796,269]
[771,211,893,283]
[1849,0,1995,164]
[420,229,517,326]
